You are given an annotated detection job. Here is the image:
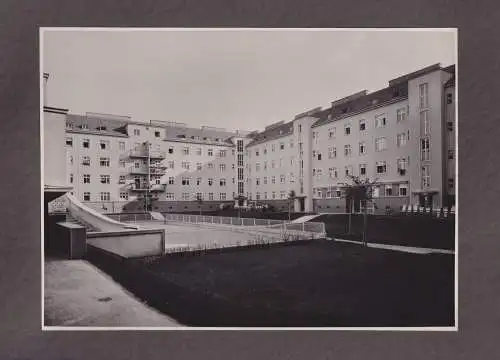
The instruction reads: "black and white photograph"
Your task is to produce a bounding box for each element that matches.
[42,28,457,329]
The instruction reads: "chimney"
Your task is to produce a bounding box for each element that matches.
[43,73,49,107]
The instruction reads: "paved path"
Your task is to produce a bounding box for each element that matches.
[333,238,455,255]
[44,258,180,327]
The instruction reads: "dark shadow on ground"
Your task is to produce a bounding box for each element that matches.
[86,240,455,327]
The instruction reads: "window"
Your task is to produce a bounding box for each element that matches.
[345,166,353,177]
[69,173,74,183]
[397,107,407,123]
[271,160,276,169]
[397,132,408,147]
[154,130,161,137]
[237,140,244,152]
[237,154,244,167]
[419,83,429,109]
[168,160,174,169]
[316,169,322,180]
[69,155,74,165]
[271,176,276,184]
[181,161,190,170]
[317,153,322,161]
[289,173,295,183]
[100,192,110,201]
[194,177,201,186]
[208,148,213,156]
[255,148,260,156]
[397,158,408,175]
[359,142,366,155]
[238,182,244,194]
[238,168,244,180]
[264,192,268,199]
[119,141,125,150]
[271,144,276,152]
[448,149,454,160]
[118,175,126,184]
[208,178,213,186]
[421,165,431,188]
[420,110,430,135]
[99,157,110,167]
[119,160,126,168]
[289,139,294,148]
[329,167,338,179]
[219,150,226,157]
[375,137,387,152]
[254,177,260,186]
[83,174,90,184]
[255,163,260,172]
[447,93,453,104]
[263,176,268,185]
[120,192,129,200]
[359,164,367,176]
[448,178,455,190]
[133,129,140,136]
[83,192,90,201]
[344,124,351,135]
[376,161,387,175]
[447,122,454,131]
[82,139,90,148]
[399,184,408,196]
[66,137,73,147]
[263,161,268,170]
[272,191,276,199]
[100,175,110,184]
[182,146,190,155]
[328,146,337,159]
[280,142,285,150]
[328,127,336,138]
[375,114,387,128]
[290,156,295,166]
[421,138,431,161]
[220,193,227,201]
[298,124,302,133]
[280,174,286,184]
[81,123,88,130]
[335,189,342,198]
[181,177,190,186]
[82,156,90,166]
[168,177,175,185]
[208,193,214,201]
[166,193,175,200]
[168,146,174,154]
[359,119,366,131]
[220,178,226,186]
[344,144,352,157]
[208,163,214,169]
[263,146,267,155]
[385,185,393,197]
[100,140,109,150]
[182,193,190,201]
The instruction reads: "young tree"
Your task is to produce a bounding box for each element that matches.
[287,190,297,222]
[339,175,379,246]
[233,194,248,219]
[195,193,204,216]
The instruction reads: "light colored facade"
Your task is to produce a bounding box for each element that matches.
[50,63,456,213]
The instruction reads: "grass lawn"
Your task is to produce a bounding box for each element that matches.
[104,240,456,327]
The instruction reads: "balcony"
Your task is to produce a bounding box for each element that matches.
[129,183,166,192]
[128,166,166,176]
[129,148,166,159]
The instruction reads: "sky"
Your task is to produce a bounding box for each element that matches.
[42,29,456,132]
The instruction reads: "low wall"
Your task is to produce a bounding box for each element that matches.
[87,229,165,258]
[121,200,294,213]
[313,197,410,213]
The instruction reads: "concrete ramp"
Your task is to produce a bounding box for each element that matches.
[291,214,321,223]
[149,212,165,221]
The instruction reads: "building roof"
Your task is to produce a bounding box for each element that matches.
[162,124,237,146]
[312,84,408,128]
[65,114,129,138]
[245,120,294,147]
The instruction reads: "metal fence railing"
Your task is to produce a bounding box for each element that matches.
[106,212,155,223]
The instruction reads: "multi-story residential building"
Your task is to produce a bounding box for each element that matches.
[49,62,456,214]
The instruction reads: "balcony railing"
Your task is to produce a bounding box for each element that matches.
[129,149,166,159]
[128,166,166,176]
[129,183,166,192]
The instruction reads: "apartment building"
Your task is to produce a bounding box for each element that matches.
[49,63,456,213]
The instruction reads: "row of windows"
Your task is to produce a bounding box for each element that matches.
[66,138,127,151]
[81,192,113,201]
[167,147,233,157]
[313,158,409,180]
[248,157,295,171]
[313,184,409,198]
[167,177,234,186]
[166,192,229,201]
[248,174,296,186]
[249,140,292,157]
[246,191,289,200]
